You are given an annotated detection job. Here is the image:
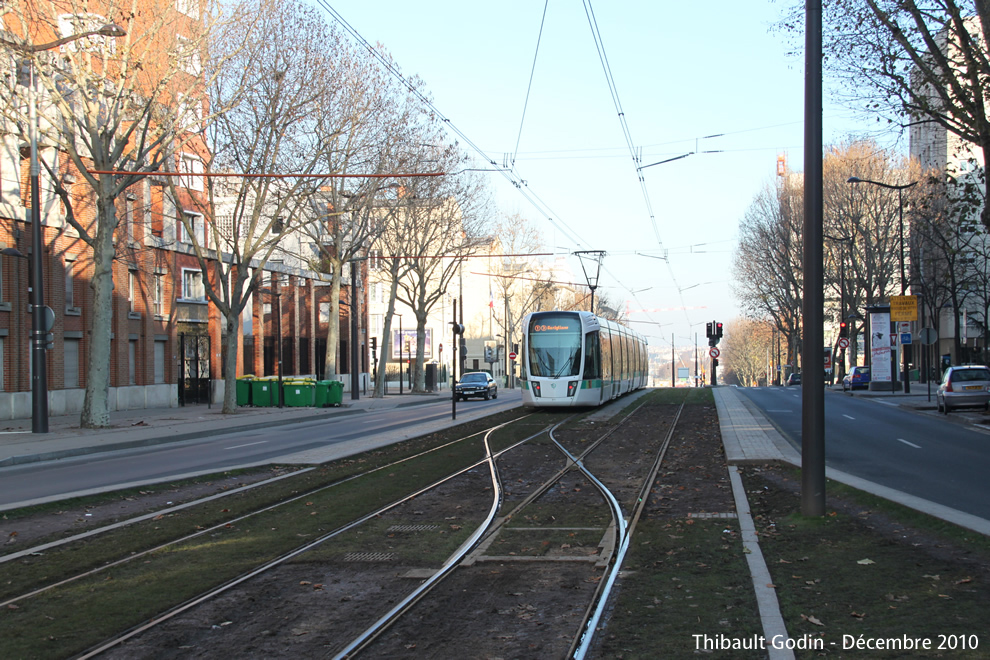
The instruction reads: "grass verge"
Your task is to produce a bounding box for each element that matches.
[745,465,990,658]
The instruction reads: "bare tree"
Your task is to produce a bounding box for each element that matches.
[379,147,493,393]
[303,53,428,382]
[721,318,774,387]
[171,0,347,413]
[824,140,913,367]
[782,1,990,227]
[487,214,556,363]
[0,0,249,427]
[733,176,804,369]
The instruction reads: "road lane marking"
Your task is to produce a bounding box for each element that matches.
[843,414,855,420]
[874,400,899,407]
[225,441,269,450]
[766,409,793,413]
[897,438,921,449]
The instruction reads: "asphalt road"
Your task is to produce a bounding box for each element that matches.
[739,386,990,520]
[0,393,520,509]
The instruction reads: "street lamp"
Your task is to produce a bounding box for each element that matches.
[1,24,127,433]
[847,176,918,393]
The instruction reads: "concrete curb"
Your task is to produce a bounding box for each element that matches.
[0,396,445,468]
[728,465,794,660]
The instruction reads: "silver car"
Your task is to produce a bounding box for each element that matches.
[937,365,990,414]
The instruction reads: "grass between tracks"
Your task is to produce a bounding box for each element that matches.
[0,407,547,659]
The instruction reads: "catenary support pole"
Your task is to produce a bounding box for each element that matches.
[802,0,826,517]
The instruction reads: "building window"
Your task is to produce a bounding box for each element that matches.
[176,36,202,78]
[57,13,118,54]
[178,152,204,192]
[153,273,165,317]
[129,340,137,384]
[64,257,77,310]
[368,249,381,270]
[176,0,201,19]
[128,271,137,313]
[64,339,80,388]
[182,269,206,301]
[180,211,205,245]
[154,341,166,383]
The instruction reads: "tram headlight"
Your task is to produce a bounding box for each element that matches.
[533,382,541,397]
[567,381,578,397]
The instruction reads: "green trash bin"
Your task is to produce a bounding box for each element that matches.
[326,380,344,407]
[315,380,332,407]
[283,381,314,407]
[236,377,254,406]
[251,378,274,407]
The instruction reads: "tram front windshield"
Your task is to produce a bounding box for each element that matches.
[528,314,582,378]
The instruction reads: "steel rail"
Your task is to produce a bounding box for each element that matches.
[3,415,533,607]
[74,416,535,659]
[569,400,684,659]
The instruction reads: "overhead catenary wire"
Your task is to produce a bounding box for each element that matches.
[511,1,550,170]
[581,0,694,328]
[316,0,590,250]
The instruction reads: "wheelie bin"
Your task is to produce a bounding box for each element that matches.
[251,378,274,407]
[236,376,254,407]
[283,380,314,407]
[326,380,344,407]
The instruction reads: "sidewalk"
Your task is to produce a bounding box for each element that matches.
[0,392,453,468]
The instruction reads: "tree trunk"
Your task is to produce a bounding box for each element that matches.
[221,311,241,413]
[413,311,428,392]
[324,273,341,379]
[80,202,117,429]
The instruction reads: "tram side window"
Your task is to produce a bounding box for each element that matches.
[584,331,601,380]
[618,332,627,380]
[600,329,613,381]
[520,335,528,380]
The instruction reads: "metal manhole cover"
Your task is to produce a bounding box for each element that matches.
[343,552,397,562]
[687,512,738,519]
[387,524,440,532]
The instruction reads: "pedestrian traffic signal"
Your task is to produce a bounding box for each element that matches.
[839,321,848,338]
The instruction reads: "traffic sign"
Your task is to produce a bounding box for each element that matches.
[890,295,918,321]
[508,351,517,360]
[837,337,850,349]
[709,347,720,358]
[919,327,938,345]
[900,333,912,345]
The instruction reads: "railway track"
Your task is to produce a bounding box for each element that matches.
[0,392,692,658]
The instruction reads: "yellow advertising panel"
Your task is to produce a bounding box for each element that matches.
[890,295,918,322]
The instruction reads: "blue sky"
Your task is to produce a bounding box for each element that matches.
[322,1,889,350]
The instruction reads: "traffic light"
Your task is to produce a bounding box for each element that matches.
[371,336,377,352]
[716,322,723,340]
[706,322,713,338]
[839,321,848,338]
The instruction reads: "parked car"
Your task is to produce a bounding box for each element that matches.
[786,373,801,386]
[842,366,871,391]
[455,372,498,401]
[937,365,990,414]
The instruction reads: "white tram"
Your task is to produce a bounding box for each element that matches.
[520,311,648,408]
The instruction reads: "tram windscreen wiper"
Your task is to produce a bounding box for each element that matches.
[553,348,580,378]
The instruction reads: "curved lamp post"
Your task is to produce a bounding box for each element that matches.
[1,24,126,432]
[847,176,918,394]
